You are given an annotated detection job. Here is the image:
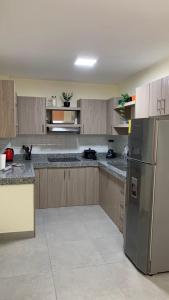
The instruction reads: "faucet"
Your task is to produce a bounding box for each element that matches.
[122,145,129,161]
[22,145,32,160]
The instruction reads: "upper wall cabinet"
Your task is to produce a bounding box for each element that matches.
[135,84,150,118]
[17,96,46,135]
[0,80,16,138]
[136,75,169,118]
[77,99,107,134]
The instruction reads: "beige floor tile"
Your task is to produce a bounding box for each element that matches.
[47,239,104,270]
[0,273,56,300]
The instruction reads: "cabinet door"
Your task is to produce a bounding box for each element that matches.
[99,169,125,232]
[136,84,150,118]
[47,169,66,208]
[39,169,48,208]
[149,79,162,116]
[66,168,86,206]
[85,167,99,204]
[162,76,169,115]
[34,169,40,209]
[17,96,46,135]
[0,80,16,138]
[79,99,107,134]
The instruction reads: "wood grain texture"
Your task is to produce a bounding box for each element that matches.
[149,79,162,117]
[17,96,46,135]
[78,99,107,134]
[66,168,86,206]
[0,80,16,138]
[34,169,40,209]
[99,168,125,233]
[39,169,48,208]
[85,167,99,204]
[47,168,66,207]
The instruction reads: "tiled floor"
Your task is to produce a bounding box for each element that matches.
[0,205,169,299]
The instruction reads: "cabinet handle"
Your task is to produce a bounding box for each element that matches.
[157,99,161,114]
[42,124,45,133]
[161,99,166,114]
[69,170,70,179]
[64,170,65,181]
[83,125,84,134]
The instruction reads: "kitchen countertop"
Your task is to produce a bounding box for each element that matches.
[0,154,127,185]
[0,161,35,185]
[19,153,127,181]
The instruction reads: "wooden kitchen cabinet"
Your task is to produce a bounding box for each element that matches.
[149,79,162,117]
[47,168,66,207]
[36,166,99,209]
[78,99,107,134]
[34,169,40,209]
[39,169,48,208]
[67,168,86,206]
[0,80,16,138]
[135,84,150,118]
[17,96,46,135]
[161,75,169,115]
[85,167,99,204]
[99,168,125,233]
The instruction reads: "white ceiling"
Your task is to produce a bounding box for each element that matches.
[1,0,169,84]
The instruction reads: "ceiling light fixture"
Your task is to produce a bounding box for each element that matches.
[74,57,97,67]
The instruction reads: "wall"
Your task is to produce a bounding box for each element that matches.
[0,76,119,106]
[118,55,169,95]
[10,134,127,155]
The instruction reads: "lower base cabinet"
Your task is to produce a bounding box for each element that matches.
[34,167,99,209]
[99,168,125,233]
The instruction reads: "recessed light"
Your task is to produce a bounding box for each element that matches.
[74,57,97,67]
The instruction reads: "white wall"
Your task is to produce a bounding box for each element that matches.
[118,55,169,95]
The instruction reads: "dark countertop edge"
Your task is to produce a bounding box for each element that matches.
[0,177,35,185]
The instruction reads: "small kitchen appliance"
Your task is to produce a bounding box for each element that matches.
[4,148,14,162]
[83,148,97,160]
[106,139,117,159]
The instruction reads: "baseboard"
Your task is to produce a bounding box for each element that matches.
[0,230,35,240]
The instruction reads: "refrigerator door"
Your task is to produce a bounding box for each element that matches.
[124,159,155,274]
[128,118,157,164]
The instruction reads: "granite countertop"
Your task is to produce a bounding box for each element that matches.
[18,153,127,181]
[0,162,35,185]
[0,153,127,185]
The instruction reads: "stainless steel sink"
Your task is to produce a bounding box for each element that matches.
[108,161,127,172]
[48,157,80,163]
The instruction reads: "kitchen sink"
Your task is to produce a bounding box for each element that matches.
[108,161,127,172]
[48,157,81,163]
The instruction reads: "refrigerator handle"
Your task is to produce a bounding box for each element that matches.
[131,177,138,199]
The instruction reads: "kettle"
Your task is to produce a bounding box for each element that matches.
[4,148,14,162]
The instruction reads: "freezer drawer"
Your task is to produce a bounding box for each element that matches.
[124,159,155,274]
[128,118,157,164]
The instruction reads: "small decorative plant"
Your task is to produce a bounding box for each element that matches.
[118,93,131,107]
[118,93,131,122]
[62,92,73,107]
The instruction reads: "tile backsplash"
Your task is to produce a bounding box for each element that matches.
[9,134,128,155]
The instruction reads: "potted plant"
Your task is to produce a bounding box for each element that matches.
[118,93,131,106]
[62,92,73,107]
[118,93,131,123]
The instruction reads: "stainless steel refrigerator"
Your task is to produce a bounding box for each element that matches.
[124,117,169,275]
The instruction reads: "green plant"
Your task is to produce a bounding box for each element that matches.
[62,92,73,102]
[118,93,130,107]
